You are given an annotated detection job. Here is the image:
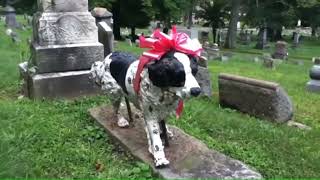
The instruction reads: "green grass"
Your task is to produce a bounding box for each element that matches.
[0,17,320,178]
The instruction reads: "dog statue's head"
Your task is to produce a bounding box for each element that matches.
[147,51,201,99]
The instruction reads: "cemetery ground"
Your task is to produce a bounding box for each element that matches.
[1,19,320,178]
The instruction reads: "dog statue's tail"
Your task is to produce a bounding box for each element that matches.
[90,54,122,95]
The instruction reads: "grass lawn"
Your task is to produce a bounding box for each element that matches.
[0,17,320,178]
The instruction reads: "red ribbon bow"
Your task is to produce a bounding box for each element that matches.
[134,26,203,118]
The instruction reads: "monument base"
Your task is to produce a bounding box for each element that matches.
[89,105,262,179]
[19,62,101,99]
[307,80,320,93]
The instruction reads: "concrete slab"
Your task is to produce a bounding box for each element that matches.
[89,106,262,179]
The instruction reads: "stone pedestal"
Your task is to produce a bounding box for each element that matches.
[20,0,103,99]
[307,65,320,93]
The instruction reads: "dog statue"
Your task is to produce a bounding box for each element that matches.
[91,28,203,167]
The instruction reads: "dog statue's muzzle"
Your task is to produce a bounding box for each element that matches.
[190,87,201,97]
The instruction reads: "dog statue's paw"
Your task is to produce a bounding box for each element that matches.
[117,117,129,128]
[167,128,174,138]
[155,157,170,168]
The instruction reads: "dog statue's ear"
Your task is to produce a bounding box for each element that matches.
[148,58,171,87]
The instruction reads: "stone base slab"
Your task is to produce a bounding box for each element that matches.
[31,42,104,73]
[89,106,262,179]
[19,62,100,99]
[306,80,320,93]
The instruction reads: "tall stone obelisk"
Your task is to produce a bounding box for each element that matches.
[20,0,104,99]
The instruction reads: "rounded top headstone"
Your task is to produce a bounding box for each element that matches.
[4,5,15,13]
[91,7,112,18]
[313,57,320,65]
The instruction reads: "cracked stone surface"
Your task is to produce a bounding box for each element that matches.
[89,105,262,179]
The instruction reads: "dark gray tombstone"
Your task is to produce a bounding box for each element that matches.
[19,0,104,99]
[256,27,268,49]
[272,41,288,60]
[4,5,19,28]
[219,73,294,123]
[91,7,113,28]
[97,21,114,57]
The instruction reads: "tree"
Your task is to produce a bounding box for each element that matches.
[296,0,320,37]
[152,0,186,28]
[196,0,229,43]
[244,0,298,41]
[224,0,241,49]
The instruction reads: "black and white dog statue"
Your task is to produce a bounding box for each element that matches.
[91,51,201,167]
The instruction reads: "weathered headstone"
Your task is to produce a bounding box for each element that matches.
[256,27,268,49]
[19,0,103,99]
[307,57,320,93]
[177,27,199,40]
[89,106,262,179]
[272,41,288,60]
[4,5,19,28]
[97,21,114,57]
[292,29,300,48]
[262,54,275,69]
[91,7,113,28]
[240,30,251,45]
[195,60,213,97]
[219,73,294,123]
[203,43,220,60]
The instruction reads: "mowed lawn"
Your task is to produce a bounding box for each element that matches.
[0,18,320,178]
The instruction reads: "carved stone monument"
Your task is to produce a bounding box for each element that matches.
[19,0,103,99]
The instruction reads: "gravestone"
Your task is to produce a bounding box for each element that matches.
[89,106,262,179]
[219,73,294,123]
[293,29,300,48]
[19,0,103,99]
[92,7,114,57]
[306,57,320,93]
[262,54,275,69]
[177,27,199,40]
[195,59,212,98]
[203,43,220,60]
[256,27,268,49]
[91,7,113,27]
[4,5,19,28]
[272,41,288,60]
[97,21,114,57]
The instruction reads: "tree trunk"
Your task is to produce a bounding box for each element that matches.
[112,0,121,40]
[274,29,283,41]
[312,25,316,37]
[187,0,194,29]
[131,27,136,41]
[224,0,241,49]
[212,26,217,43]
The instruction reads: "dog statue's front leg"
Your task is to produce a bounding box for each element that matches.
[111,96,129,128]
[145,119,170,167]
